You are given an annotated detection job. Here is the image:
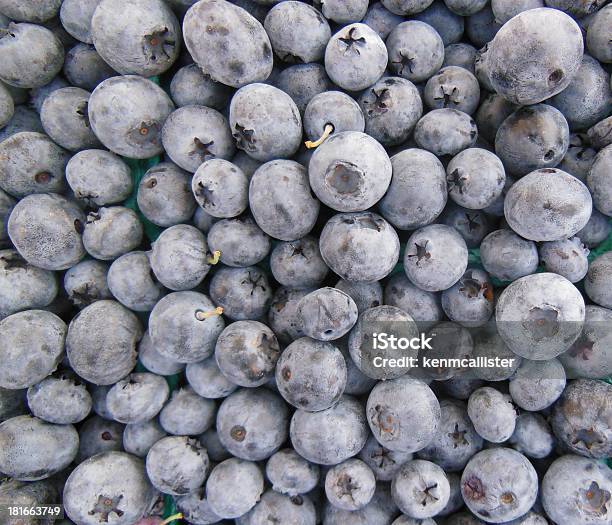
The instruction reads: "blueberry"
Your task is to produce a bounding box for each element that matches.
[162,106,236,173]
[207,216,270,268]
[175,488,223,525]
[392,459,450,518]
[146,436,209,496]
[186,355,238,399]
[381,0,434,16]
[0,190,15,241]
[138,331,185,376]
[274,63,331,114]
[276,337,346,411]
[540,237,589,283]
[215,320,280,387]
[358,433,413,482]
[424,66,480,116]
[479,229,538,282]
[64,451,156,524]
[587,144,612,217]
[384,273,444,331]
[404,224,468,292]
[239,489,317,525]
[479,8,583,105]
[467,386,516,442]
[387,21,444,83]
[495,105,570,177]
[266,448,320,496]
[40,86,101,151]
[471,327,521,381]
[414,108,478,156]
[321,0,368,23]
[209,265,272,320]
[551,379,612,458]
[159,386,216,436]
[358,76,423,146]
[474,93,518,145]
[550,54,611,131]
[496,273,585,359]
[63,43,115,91]
[0,0,61,23]
[150,224,212,290]
[27,371,92,424]
[367,376,440,453]
[83,206,143,261]
[123,419,167,458]
[106,373,169,425]
[588,115,612,150]
[107,251,165,312]
[91,0,180,76]
[78,415,124,461]
[0,310,65,389]
[324,458,376,511]
[465,5,501,48]
[441,268,494,327]
[0,105,44,143]
[229,83,302,161]
[586,4,612,64]
[323,483,399,525]
[249,159,319,240]
[66,300,143,385]
[417,399,483,471]
[198,428,231,463]
[268,287,313,344]
[0,80,13,128]
[59,0,100,43]
[335,279,382,315]
[413,1,465,46]
[148,291,225,363]
[270,236,328,288]
[309,131,391,212]
[443,43,478,74]
[137,162,196,227]
[422,321,474,380]
[0,131,69,197]
[0,249,58,319]
[0,23,64,88]
[290,395,368,465]
[509,412,555,459]
[461,448,538,523]
[0,386,27,422]
[320,212,400,282]
[193,206,217,234]
[191,159,248,218]
[348,305,419,380]
[0,479,58,522]
[558,133,598,182]
[505,168,592,241]
[363,2,403,39]
[509,358,566,411]
[29,76,70,113]
[89,385,114,421]
[88,75,175,159]
[205,458,264,519]
[303,91,365,146]
[183,0,273,88]
[560,305,612,379]
[297,287,358,341]
[66,149,132,207]
[324,23,388,91]
[217,387,288,461]
[0,415,78,481]
[541,454,612,525]
[169,64,232,110]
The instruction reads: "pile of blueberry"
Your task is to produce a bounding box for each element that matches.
[0,0,611,524]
